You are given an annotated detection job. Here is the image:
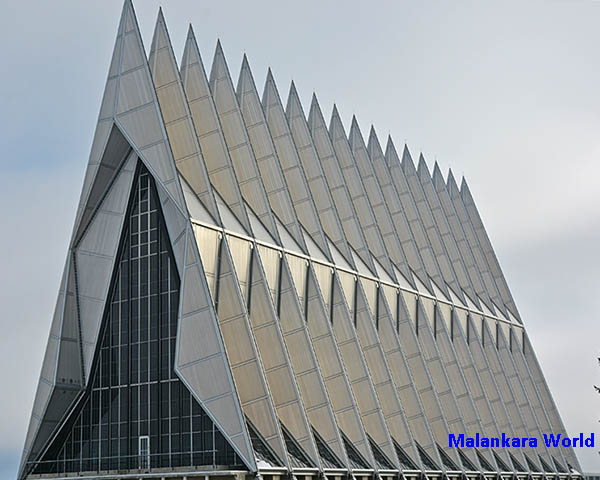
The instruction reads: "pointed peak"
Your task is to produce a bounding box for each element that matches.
[308,93,326,130]
[236,53,256,98]
[309,92,324,118]
[368,124,377,139]
[446,168,460,195]
[432,161,444,186]
[150,5,173,54]
[215,38,224,54]
[417,153,430,177]
[289,79,299,99]
[401,143,414,165]
[367,125,382,156]
[331,103,341,119]
[460,176,471,194]
[182,23,203,70]
[385,134,399,163]
[417,154,431,182]
[348,114,363,142]
[329,103,349,139]
[262,67,279,110]
[186,23,196,40]
[286,80,304,119]
[266,67,274,83]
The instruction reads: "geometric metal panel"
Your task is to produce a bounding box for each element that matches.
[307,95,376,276]
[209,42,282,246]
[180,27,253,236]
[21,3,582,479]
[237,57,308,254]
[148,10,222,227]
[304,265,376,472]
[262,71,333,263]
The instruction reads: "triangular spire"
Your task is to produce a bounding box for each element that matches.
[417,153,431,180]
[285,84,356,269]
[261,69,333,261]
[398,146,468,306]
[307,94,378,276]
[236,54,309,253]
[367,126,437,292]
[384,136,454,299]
[330,107,398,282]
[459,176,522,321]
[208,40,282,245]
[180,26,253,235]
[414,153,485,312]
[149,9,222,227]
[432,161,445,189]
[346,115,423,287]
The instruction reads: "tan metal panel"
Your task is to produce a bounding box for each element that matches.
[285,85,355,267]
[208,42,282,245]
[329,276,399,468]
[477,317,537,469]
[521,333,579,470]
[249,249,320,467]
[237,59,308,253]
[450,310,514,470]
[359,278,378,319]
[216,237,288,466]
[180,28,253,234]
[227,235,251,301]
[312,262,333,310]
[193,225,220,299]
[285,254,308,307]
[354,281,423,469]
[257,245,281,303]
[305,265,375,469]
[432,305,495,469]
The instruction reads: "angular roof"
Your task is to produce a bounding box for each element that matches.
[19,2,580,479]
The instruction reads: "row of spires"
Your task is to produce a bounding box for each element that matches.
[147,1,518,319]
[149,8,472,197]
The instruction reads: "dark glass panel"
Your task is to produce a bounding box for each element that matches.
[32,164,243,475]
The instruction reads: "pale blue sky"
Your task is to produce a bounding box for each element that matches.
[1,1,599,478]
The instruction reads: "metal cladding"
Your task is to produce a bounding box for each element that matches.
[20,2,581,480]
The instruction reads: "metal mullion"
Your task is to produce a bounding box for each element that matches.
[157,186,163,468]
[247,246,255,313]
[276,252,283,316]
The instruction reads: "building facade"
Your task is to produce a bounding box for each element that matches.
[19,2,582,480]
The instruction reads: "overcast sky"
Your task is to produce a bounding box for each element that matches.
[1,0,599,477]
